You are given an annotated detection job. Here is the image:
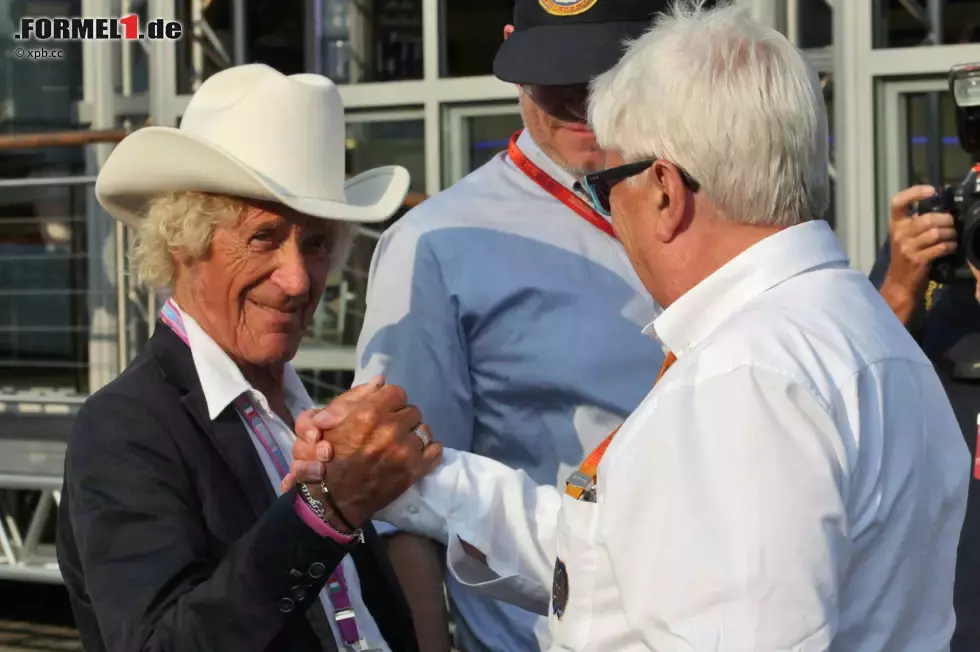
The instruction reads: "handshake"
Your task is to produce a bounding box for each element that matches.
[280,375,443,534]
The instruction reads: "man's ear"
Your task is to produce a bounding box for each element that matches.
[650,161,689,243]
[503,24,515,40]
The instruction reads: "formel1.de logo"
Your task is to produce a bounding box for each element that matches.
[14,15,183,41]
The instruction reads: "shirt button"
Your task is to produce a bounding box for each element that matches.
[408,505,419,515]
[278,597,295,613]
[291,585,308,601]
[309,562,326,579]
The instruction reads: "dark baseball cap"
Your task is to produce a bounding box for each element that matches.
[494,0,683,87]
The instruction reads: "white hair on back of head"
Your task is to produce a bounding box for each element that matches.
[588,0,829,227]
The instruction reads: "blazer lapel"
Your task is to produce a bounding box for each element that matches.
[194,393,276,518]
[148,324,274,518]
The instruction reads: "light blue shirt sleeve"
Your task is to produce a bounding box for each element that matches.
[354,220,475,455]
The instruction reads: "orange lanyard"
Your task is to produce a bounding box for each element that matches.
[506,131,617,240]
[565,351,677,500]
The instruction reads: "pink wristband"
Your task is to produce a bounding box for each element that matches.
[294,493,355,544]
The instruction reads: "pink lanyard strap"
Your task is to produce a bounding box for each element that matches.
[160,299,366,650]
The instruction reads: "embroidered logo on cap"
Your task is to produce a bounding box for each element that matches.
[539,0,599,17]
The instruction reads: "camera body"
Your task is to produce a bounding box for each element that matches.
[916,62,980,283]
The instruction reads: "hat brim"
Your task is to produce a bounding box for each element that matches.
[95,126,410,230]
[493,21,651,87]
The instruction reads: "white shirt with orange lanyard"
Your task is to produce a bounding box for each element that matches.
[375,178,969,649]
[354,129,665,652]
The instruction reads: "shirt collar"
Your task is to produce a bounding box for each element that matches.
[645,220,848,356]
[172,301,312,421]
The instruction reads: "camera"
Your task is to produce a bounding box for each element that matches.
[915,62,980,283]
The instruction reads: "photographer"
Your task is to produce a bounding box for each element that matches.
[870,185,980,652]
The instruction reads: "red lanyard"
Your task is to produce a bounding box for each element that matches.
[506,131,617,240]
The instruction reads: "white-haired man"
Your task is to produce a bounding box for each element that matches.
[289,2,970,649]
[348,1,698,650]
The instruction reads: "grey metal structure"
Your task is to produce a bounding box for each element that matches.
[0,0,978,584]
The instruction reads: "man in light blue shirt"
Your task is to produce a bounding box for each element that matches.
[353,1,681,649]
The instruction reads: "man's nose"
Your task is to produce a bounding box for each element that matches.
[270,242,311,297]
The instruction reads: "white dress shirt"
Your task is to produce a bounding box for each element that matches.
[174,303,390,652]
[378,220,970,651]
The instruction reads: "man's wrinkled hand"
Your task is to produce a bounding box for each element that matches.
[281,378,442,529]
[280,374,385,494]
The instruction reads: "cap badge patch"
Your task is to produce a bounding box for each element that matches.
[539,0,599,17]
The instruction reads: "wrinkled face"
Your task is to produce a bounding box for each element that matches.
[177,201,341,367]
[519,85,605,179]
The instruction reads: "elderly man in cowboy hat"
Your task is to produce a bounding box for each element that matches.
[55,63,441,652]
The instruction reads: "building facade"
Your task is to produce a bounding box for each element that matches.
[0,0,979,404]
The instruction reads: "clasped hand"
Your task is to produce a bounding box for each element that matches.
[280,375,442,531]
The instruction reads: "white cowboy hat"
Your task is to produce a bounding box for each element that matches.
[95,63,410,229]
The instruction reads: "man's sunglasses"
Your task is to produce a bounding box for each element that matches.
[584,160,701,218]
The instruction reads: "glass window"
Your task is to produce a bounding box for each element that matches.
[296,368,355,405]
[178,0,424,93]
[466,111,524,172]
[295,117,425,402]
[0,175,91,394]
[317,0,423,83]
[443,105,522,186]
[795,0,833,49]
[297,118,424,378]
[1,0,84,126]
[346,118,426,195]
[906,91,973,187]
[181,0,305,92]
[441,0,513,78]
[874,0,980,49]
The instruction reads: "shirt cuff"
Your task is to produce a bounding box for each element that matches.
[294,492,355,544]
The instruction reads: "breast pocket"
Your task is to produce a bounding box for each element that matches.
[550,493,601,652]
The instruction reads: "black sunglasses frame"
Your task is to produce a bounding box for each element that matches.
[584,159,701,217]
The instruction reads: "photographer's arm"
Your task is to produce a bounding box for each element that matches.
[877,185,957,327]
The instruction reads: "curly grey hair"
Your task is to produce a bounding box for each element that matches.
[131,191,247,289]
